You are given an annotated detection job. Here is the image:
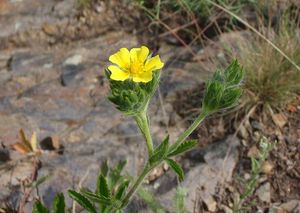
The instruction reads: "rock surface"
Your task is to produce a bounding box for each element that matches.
[154,136,240,213]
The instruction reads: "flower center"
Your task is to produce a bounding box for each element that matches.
[130,60,144,74]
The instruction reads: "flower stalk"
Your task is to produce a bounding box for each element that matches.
[134,112,154,157]
[120,162,154,208]
[169,111,209,152]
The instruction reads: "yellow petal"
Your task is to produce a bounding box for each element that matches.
[108,65,129,81]
[138,46,149,62]
[130,47,139,62]
[132,71,153,83]
[145,55,164,72]
[109,48,130,68]
[130,46,150,63]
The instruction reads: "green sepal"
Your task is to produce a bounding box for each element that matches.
[53,193,65,213]
[106,70,160,116]
[166,159,184,181]
[168,140,198,157]
[202,60,243,113]
[68,190,97,213]
[33,201,50,213]
[149,135,169,165]
[224,60,244,86]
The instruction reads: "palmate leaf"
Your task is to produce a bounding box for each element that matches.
[166,159,184,181]
[149,135,169,165]
[80,189,112,205]
[68,190,97,213]
[53,193,65,213]
[168,140,198,157]
[109,160,127,188]
[33,201,50,213]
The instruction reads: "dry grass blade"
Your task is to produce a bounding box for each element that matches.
[205,0,300,72]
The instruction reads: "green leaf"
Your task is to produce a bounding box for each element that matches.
[33,201,50,213]
[168,140,198,157]
[97,174,111,198]
[31,175,50,188]
[80,189,112,205]
[101,160,109,177]
[251,157,259,172]
[149,135,169,165]
[166,159,184,181]
[68,190,97,213]
[109,160,127,188]
[115,180,130,200]
[53,193,65,213]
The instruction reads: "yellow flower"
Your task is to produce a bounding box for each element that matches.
[108,46,164,83]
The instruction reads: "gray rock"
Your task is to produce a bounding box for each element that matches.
[269,200,300,213]
[256,182,271,203]
[60,64,85,87]
[157,136,240,212]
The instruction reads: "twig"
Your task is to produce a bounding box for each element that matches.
[18,157,40,213]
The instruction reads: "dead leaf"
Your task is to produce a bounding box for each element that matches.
[12,143,31,154]
[30,132,38,152]
[19,129,32,151]
[287,104,297,112]
[12,129,41,155]
[271,113,287,128]
[51,135,60,150]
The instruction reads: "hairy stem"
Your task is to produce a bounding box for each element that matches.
[120,163,154,208]
[134,112,154,157]
[170,111,208,151]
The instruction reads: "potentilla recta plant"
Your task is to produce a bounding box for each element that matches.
[33,46,244,213]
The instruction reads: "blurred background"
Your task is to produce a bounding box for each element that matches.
[0,0,299,212]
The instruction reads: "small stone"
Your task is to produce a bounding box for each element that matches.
[244,173,251,180]
[262,161,274,175]
[239,125,249,139]
[269,200,300,213]
[256,182,271,203]
[0,147,10,162]
[63,54,82,66]
[206,198,217,212]
[42,24,57,36]
[251,121,262,130]
[247,145,259,158]
[60,64,85,86]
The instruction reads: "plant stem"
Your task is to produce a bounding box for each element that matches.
[134,112,154,157]
[120,163,153,208]
[171,111,208,151]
